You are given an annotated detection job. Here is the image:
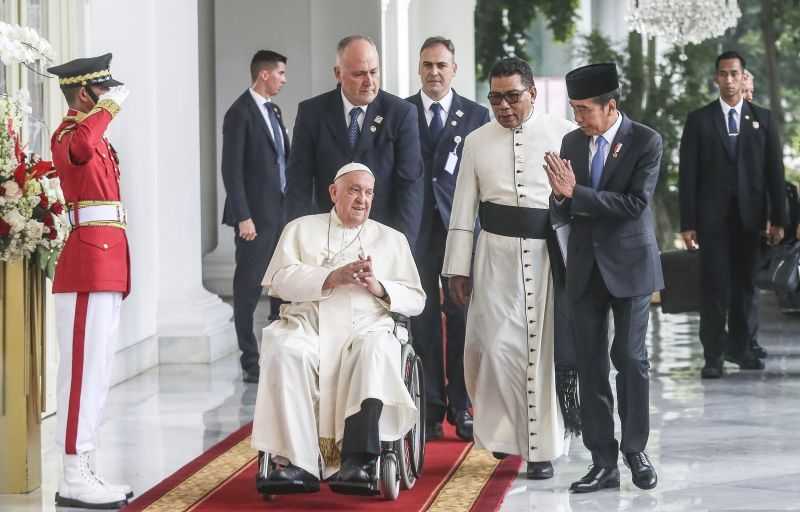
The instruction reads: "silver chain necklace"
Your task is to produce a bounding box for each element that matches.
[322,213,365,267]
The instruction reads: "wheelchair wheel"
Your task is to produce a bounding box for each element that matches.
[380,452,400,500]
[399,351,425,490]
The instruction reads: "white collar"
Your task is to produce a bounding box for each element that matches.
[719,96,743,117]
[593,112,623,147]
[341,89,368,116]
[249,87,271,106]
[420,88,454,115]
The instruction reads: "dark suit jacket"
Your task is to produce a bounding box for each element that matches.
[221,90,290,236]
[405,90,490,253]
[551,114,665,300]
[285,87,424,247]
[679,100,786,234]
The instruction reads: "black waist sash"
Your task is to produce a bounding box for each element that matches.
[478,201,551,239]
[478,201,565,285]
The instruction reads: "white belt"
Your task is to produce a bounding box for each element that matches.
[68,204,127,227]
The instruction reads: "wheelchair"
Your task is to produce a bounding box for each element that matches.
[256,314,426,501]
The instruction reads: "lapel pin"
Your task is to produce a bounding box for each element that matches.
[370,125,377,133]
[455,110,464,118]
[745,114,750,120]
[753,121,760,129]
[612,142,623,159]
[454,135,462,144]
[374,116,383,125]
[451,120,457,127]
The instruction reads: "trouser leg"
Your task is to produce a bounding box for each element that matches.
[55,292,122,455]
[233,231,272,372]
[609,294,651,454]
[572,265,618,468]
[442,276,469,414]
[341,399,384,462]
[698,222,733,364]
[727,215,761,357]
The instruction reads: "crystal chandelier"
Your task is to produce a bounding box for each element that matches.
[626,0,742,47]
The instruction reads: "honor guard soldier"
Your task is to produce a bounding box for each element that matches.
[47,53,132,510]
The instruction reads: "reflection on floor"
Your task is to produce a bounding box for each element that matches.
[0,294,798,511]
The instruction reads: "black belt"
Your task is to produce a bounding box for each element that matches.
[478,201,551,239]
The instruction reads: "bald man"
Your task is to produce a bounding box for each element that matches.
[285,34,424,249]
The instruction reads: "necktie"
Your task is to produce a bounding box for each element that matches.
[265,102,286,193]
[429,102,444,141]
[727,108,738,155]
[348,107,362,148]
[591,135,607,189]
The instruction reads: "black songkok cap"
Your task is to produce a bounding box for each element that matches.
[565,63,619,100]
[47,53,123,88]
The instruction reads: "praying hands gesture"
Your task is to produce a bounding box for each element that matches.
[543,151,576,199]
[322,255,387,299]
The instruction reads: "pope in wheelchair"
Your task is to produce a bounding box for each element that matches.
[251,163,427,500]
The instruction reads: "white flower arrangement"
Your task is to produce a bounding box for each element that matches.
[0,21,55,66]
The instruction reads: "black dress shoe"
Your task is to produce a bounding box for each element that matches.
[725,352,765,370]
[623,451,657,490]
[337,458,375,483]
[492,451,509,460]
[243,368,260,383]
[426,422,443,442]
[701,361,723,379]
[259,463,320,494]
[526,461,553,480]
[569,465,620,493]
[453,410,474,441]
[751,341,768,359]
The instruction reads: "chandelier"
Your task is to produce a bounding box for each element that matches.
[626,0,742,48]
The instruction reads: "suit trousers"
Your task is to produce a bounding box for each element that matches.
[411,213,469,423]
[341,398,383,462]
[55,292,122,455]
[698,201,761,363]
[233,227,282,373]
[572,263,651,468]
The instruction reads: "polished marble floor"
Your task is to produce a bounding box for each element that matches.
[1,294,799,511]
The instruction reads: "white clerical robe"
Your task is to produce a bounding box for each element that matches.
[442,111,576,462]
[251,210,425,478]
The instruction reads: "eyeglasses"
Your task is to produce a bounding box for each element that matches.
[487,89,529,106]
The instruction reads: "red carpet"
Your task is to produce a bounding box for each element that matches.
[124,422,521,512]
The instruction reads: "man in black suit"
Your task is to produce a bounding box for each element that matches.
[679,51,786,379]
[221,50,290,384]
[405,36,490,442]
[285,35,424,247]
[546,63,662,493]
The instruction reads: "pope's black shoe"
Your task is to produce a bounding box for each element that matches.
[526,461,553,480]
[453,410,474,442]
[337,458,375,483]
[623,451,658,490]
[569,465,620,493]
[258,463,320,494]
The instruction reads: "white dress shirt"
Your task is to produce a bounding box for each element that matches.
[420,88,453,127]
[719,97,743,136]
[249,88,280,143]
[341,90,367,130]
[589,111,623,166]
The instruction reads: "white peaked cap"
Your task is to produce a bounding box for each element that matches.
[334,162,374,181]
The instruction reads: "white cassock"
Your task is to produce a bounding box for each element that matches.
[251,210,426,478]
[442,111,576,462]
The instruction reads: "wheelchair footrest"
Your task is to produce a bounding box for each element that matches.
[328,479,381,496]
[257,479,320,495]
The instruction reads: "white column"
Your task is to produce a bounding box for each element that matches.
[407,0,478,100]
[381,0,410,97]
[152,0,235,363]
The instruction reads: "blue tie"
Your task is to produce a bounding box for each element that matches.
[348,107,362,148]
[727,109,739,156]
[591,135,607,189]
[429,102,444,141]
[265,102,286,193]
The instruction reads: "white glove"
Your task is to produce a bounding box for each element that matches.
[99,85,130,108]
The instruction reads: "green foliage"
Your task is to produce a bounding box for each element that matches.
[475,0,579,81]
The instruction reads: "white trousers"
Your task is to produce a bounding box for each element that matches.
[54,292,122,454]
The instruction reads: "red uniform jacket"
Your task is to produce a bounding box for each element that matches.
[51,105,130,297]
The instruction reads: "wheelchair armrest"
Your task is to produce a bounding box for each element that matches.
[391,313,411,344]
